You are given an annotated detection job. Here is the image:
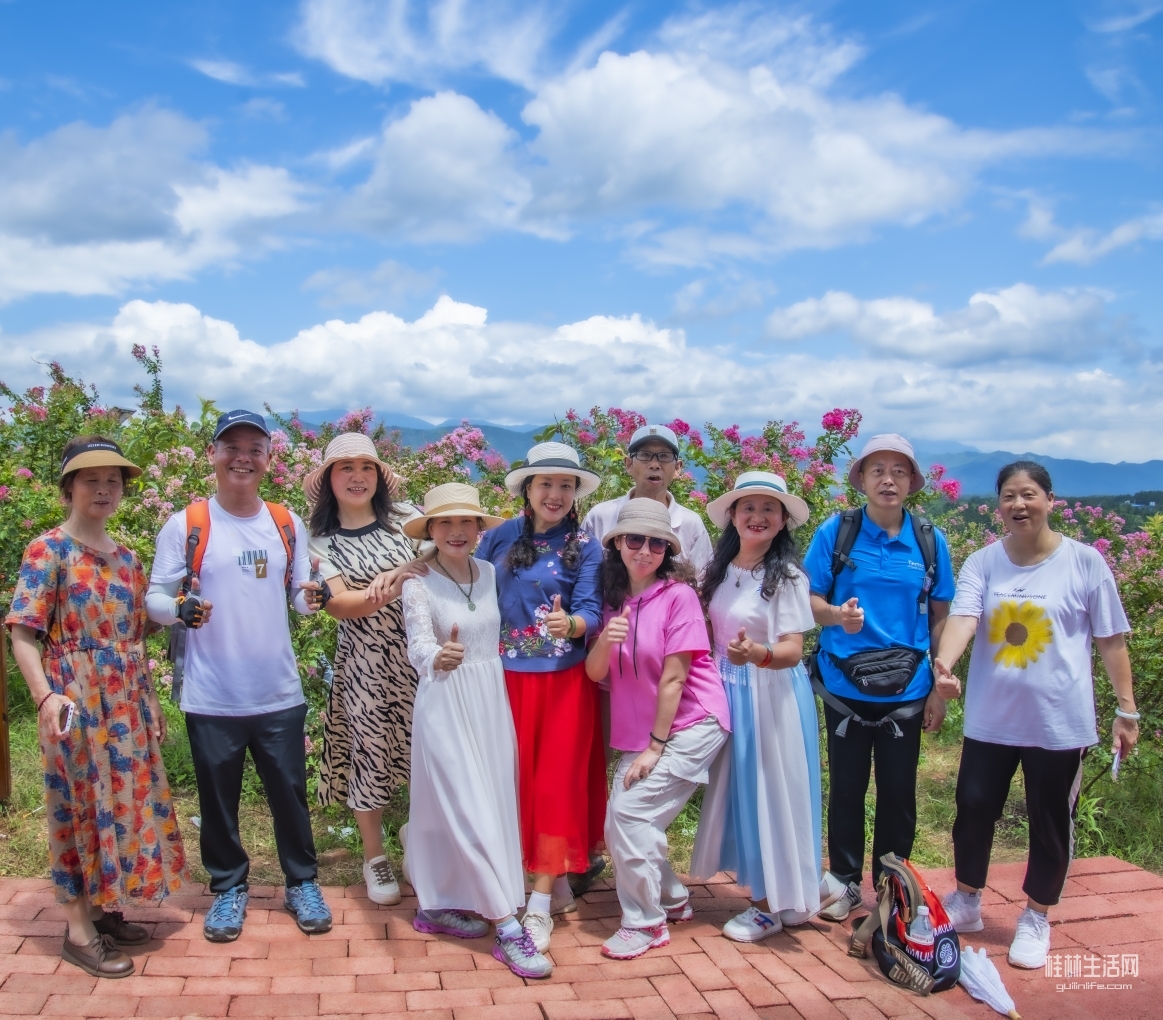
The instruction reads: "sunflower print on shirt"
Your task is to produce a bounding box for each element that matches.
[988,600,1053,668]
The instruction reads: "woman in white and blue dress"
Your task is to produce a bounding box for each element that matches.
[398,483,552,979]
[690,472,845,941]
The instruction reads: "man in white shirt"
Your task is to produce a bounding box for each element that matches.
[146,410,331,943]
[582,424,712,575]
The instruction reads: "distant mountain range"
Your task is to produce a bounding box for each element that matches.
[283,412,1163,497]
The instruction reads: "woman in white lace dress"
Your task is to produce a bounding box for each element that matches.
[399,483,552,979]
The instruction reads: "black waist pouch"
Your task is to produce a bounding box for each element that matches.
[828,647,924,698]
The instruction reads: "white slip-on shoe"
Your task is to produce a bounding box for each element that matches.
[819,881,862,922]
[779,907,817,926]
[1008,907,1051,969]
[521,909,554,953]
[819,872,847,911]
[363,855,401,906]
[941,889,984,933]
[722,906,782,943]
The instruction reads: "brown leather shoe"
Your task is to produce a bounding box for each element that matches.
[61,934,135,978]
[94,909,151,946]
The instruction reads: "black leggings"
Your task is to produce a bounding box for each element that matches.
[952,737,1085,907]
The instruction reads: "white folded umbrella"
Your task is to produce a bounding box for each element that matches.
[958,945,1021,1019]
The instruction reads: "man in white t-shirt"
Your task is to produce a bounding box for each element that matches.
[582,424,712,575]
[147,410,331,943]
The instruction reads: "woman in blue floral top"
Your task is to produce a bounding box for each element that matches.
[476,442,606,952]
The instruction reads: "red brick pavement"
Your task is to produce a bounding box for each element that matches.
[0,857,1159,1019]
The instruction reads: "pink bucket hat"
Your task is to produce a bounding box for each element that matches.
[847,434,925,494]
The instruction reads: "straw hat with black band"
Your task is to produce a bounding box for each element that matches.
[503,441,601,499]
[602,498,683,555]
[59,439,143,481]
[403,483,505,540]
[706,471,810,530]
[303,432,401,505]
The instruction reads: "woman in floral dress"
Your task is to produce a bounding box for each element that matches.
[7,436,186,979]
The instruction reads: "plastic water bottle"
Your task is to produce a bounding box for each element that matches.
[909,905,934,946]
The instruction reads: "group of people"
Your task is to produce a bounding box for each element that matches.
[7,412,1139,983]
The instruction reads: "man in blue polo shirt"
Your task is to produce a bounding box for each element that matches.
[804,434,954,921]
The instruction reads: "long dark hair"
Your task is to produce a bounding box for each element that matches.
[700,511,801,608]
[506,477,583,571]
[309,462,399,537]
[601,542,696,611]
[996,460,1053,497]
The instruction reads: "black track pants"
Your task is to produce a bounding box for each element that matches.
[952,736,1085,907]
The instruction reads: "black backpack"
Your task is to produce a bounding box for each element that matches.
[823,507,938,617]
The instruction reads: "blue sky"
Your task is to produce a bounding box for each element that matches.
[1,0,1160,460]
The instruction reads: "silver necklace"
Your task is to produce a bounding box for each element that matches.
[435,554,476,611]
[733,560,762,586]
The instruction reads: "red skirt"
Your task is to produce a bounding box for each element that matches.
[505,663,607,876]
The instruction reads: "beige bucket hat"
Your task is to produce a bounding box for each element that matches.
[602,498,683,555]
[504,441,601,499]
[303,433,398,504]
[706,471,810,530]
[402,482,506,540]
[847,434,925,494]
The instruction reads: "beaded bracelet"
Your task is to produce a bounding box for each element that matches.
[35,691,54,712]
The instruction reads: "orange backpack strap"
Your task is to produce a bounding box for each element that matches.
[181,500,212,595]
[265,501,297,595]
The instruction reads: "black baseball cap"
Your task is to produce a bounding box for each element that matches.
[212,409,271,441]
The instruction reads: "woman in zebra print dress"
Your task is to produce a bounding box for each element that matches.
[304,434,427,904]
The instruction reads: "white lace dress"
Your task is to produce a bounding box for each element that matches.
[401,560,525,920]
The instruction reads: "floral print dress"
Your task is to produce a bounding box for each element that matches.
[5,528,187,905]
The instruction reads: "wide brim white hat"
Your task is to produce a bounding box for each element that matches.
[706,471,810,530]
[402,482,506,539]
[303,432,397,504]
[504,441,601,499]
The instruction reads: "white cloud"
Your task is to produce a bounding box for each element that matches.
[765,283,1132,366]
[191,59,306,88]
[293,0,554,89]
[0,109,309,302]
[1090,3,1163,33]
[303,258,439,307]
[3,292,1159,462]
[1042,210,1163,265]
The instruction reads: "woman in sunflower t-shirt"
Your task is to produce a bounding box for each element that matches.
[931,461,1139,972]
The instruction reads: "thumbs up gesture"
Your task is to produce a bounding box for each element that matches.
[177,575,213,628]
[933,657,962,700]
[300,555,332,611]
[604,604,632,644]
[436,623,465,673]
[726,627,758,666]
[545,593,574,639]
[837,597,864,634]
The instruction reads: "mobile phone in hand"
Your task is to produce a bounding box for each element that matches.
[58,701,75,734]
[1111,748,1121,781]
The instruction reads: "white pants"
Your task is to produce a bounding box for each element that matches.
[606,717,729,929]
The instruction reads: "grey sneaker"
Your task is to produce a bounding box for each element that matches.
[204,885,248,942]
[284,880,333,934]
[413,909,489,939]
[601,924,670,960]
[819,881,862,922]
[493,927,553,978]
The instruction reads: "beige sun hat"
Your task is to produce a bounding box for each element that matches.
[706,471,810,530]
[303,433,398,504]
[402,482,505,540]
[503,441,601,499]
[602,498,683,555]
[59,438,143,480]
[847,433,925,494]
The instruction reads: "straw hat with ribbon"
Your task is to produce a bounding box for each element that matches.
[602,498,683,555]
[303,433,399,505]
[706,471,810,530]
[59,438,143,480]
[503,441,601,499]
[402,482,505,540]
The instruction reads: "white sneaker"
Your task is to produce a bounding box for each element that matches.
[722,906,782,943]
[819,881,862,922]
[779,907,817,926]
[941,889,984,933]
[363,855,401,905]
[665,900,694,923]
[819,872,847,910]
[1008,907,1051,969]
[601,924,670,959]
[550,891,577,916]
[521,909,554,953]
[398,823,411,887]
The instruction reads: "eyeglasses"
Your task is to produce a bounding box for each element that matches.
[630,451,677,464]
[623,534,669,553]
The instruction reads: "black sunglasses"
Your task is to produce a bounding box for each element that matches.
[623,534,669,553]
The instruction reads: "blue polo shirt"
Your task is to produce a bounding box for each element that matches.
[803,509,954,703]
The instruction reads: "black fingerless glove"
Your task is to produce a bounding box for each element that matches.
[308,569,332,609]
[176,594,207,628]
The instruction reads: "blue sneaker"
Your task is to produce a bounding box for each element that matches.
[204,885,248,942]
[284,880,333,934]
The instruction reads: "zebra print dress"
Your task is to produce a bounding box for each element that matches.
[309,513,421,811]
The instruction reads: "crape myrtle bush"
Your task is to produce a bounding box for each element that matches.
[2,355,1160,850]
